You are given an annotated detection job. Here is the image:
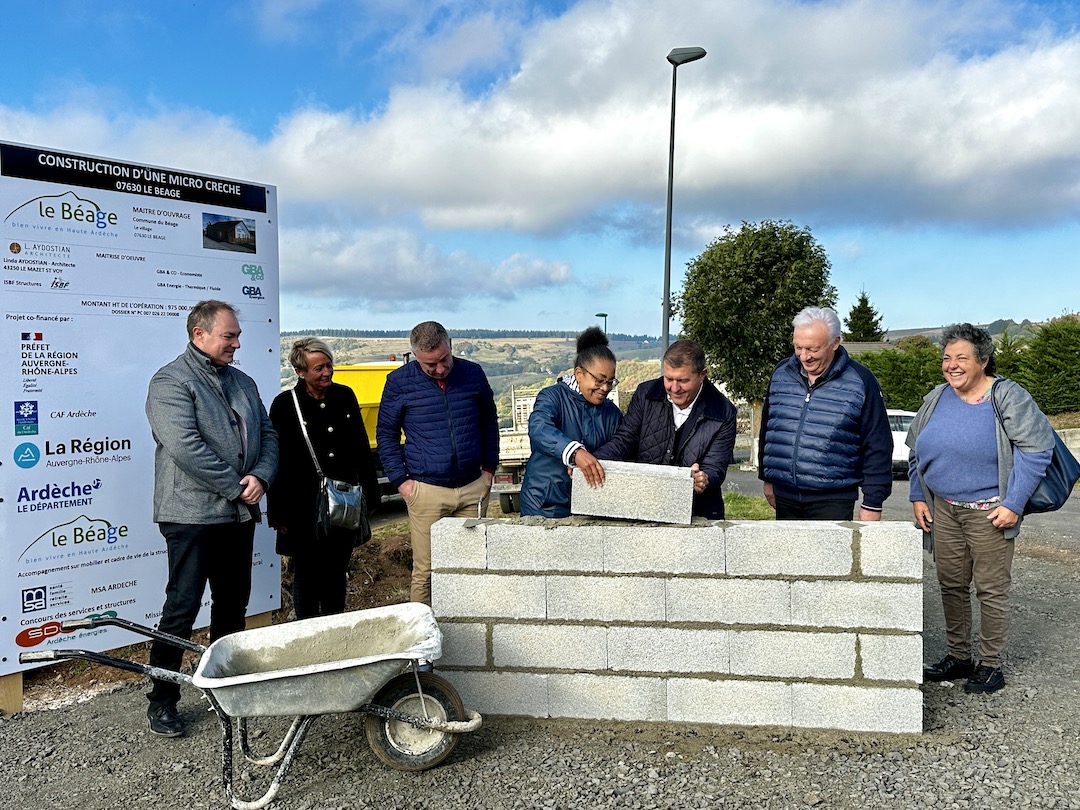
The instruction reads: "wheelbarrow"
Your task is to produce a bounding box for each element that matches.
[19,602,481,810]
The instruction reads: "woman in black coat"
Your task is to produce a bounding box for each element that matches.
[268,338,380,618]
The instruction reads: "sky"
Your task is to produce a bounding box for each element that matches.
[2,0,1079,337]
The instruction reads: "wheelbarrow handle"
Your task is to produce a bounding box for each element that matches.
[60,615,206,653]
[19,647,193,687]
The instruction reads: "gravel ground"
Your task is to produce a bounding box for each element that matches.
[3,483,1080,810]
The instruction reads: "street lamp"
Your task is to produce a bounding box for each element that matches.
[661,46,706,351]
[595,312,608,333]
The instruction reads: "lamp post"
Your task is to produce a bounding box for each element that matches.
[661,46,706,351]
[595,312,608,333]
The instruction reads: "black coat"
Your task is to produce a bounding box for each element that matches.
[267,381,380,555]
[595,377,737,519]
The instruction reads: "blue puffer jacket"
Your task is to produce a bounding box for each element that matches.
[376,358,500,490]
[595,377,737,519]
[758,346,892,509]
[519,379,622,517]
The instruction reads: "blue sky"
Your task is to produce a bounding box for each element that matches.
[2,0,1078,336]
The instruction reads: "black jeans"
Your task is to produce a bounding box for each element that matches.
[147,521,255,708]
[774,496,855,521]
[290,527,355,619]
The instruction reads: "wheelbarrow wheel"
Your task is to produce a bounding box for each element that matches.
[364,672,465,771]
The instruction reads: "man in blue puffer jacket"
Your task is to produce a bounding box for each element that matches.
[377,321,499,607]
[758,306,892,521]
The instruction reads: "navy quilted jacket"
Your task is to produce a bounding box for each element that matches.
[376,358,500,490]
[758,346,892,509]
[595,377,737,518]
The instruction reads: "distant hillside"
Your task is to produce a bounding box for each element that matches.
[886,318,1040,343]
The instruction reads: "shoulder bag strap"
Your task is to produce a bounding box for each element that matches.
[291,388,324,477]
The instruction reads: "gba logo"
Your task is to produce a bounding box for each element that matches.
[242,285,264,300]
[19,513,130,561]
[16,610,117,648]
[15,400,39,436]
[5,191,118,230]
[22,586,47,613]
[241,263,264,281]
[13,442,40,468]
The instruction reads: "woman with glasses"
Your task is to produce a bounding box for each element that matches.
[519,327,622,517]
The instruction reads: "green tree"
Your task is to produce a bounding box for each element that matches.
[1019,314,1080,414]
[676,220,836,404]
[842,290,886,341]
[994,326,1026,382]
[855,335,942,411]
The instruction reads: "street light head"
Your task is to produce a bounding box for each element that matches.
[667,47,707,67]
[594,312,607,318]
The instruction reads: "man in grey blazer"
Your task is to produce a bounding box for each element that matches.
[144,300,278,737]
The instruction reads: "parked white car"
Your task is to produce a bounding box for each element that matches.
[888,409,917,478]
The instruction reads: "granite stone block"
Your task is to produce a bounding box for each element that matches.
[547,575,666,622]
[726,521,853,576]
[571,459,694,524]
[548,673,667,721]
[607,626,728,673]
[493,624,607,670]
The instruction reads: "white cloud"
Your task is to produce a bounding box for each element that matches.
[279,225,575,309]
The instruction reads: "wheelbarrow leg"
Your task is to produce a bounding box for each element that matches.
[238,715,309,766]
[204,691,318,810]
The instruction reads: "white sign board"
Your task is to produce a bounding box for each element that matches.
[1,142,280,675]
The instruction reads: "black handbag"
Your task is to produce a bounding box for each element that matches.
[991,386,1080,515]
[291,389,372,542]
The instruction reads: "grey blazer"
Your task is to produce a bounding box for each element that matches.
[146,343,279,524]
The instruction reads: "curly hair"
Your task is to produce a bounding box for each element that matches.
[941,323,996,375]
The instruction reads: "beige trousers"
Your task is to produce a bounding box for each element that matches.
[405,476,489,605]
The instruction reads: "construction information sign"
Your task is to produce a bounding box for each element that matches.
[0,141,280,675]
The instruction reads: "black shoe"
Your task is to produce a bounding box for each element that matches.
[147,704,185,737]
[964,665,1006,694]
[923,654,976,682]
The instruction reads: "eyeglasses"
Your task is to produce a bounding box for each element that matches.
[579,367,619,389]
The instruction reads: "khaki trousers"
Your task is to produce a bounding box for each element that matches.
[405,476,489,605]
[932,496,1015,668]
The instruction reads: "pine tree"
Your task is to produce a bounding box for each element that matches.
[842,291,886,342]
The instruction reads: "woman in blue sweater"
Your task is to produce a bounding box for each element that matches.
[907,323,1054,694]
[519,328,622,517]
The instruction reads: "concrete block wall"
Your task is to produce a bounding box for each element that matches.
[431,518,924,734]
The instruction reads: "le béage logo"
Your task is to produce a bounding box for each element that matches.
[5,190,118,230]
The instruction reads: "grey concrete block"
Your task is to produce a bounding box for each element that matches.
[667,578,792,625]
[493,624,607,670]
[604,525,726,575]
[727,521,853,576]
[547,575,666,622]
[432,573,546,619]
[430,517,490,571]
[859,633,923,683]
[571,460,694,524]
[607,627,728,673]
[791,581,923,631]
[487,523,605,572]
[729,630,855,679]
[858,523,923,579]
[791,683,922,733]
[442,670,550,717]
[438,620,488,667]
[669,678,793,727]
[548,673,667,721]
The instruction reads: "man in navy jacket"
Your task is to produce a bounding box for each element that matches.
[595,340,736,519]
[377,321,499,606]
[758,306,892,521]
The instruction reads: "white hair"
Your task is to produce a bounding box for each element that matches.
[792,307,841,342]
